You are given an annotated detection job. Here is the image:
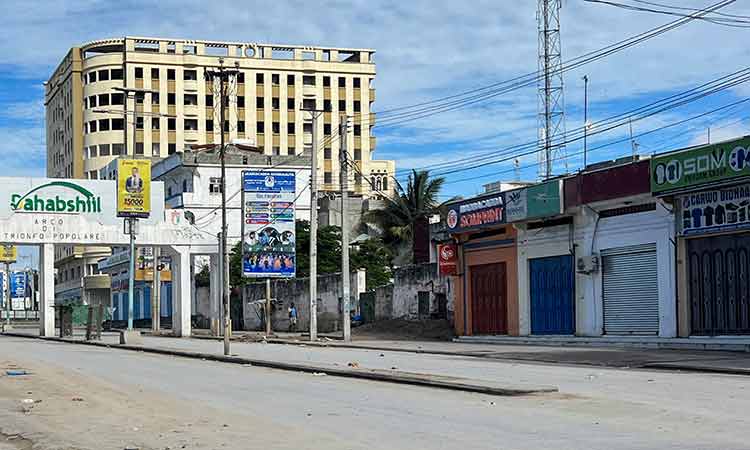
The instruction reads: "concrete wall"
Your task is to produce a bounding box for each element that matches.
[372,263,454,322]
[242,270,365,333]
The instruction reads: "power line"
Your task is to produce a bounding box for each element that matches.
[584,0,750,27]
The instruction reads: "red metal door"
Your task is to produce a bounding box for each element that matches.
[470,262,507,334]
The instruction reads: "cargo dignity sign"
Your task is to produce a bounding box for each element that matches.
[651,136,750,194]
[446,192,505,233]
[506,180,564,222]
[242,170,296,278]
[677,183,750,236]
[117,159,151,218]
[438,243,458,275]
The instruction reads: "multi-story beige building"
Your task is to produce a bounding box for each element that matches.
[45,36,396,303]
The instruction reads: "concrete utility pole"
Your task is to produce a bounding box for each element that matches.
[265,278,271,336]
[340,116,352,342]
[151,247,161,333]
[205,59,240,356]
[304,108,324,342]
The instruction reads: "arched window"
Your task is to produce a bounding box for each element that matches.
[382,176,388,191]
[376,177,382,191]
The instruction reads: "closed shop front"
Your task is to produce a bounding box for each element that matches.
[529,254,574,334]
[471,262,508,334]
[601,244,659,335]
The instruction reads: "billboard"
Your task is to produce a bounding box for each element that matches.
[651,136,750,194]
[445,192,506,233]
[0,245,17,263]
[676,183,750,236]
[117,159,151,218]
[242,171,297,278]
[506,180,564,223]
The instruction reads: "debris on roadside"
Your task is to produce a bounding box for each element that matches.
[72,397,85,402]
[347,361,360,368]
[6,370,29,376]
[312,372,327,377]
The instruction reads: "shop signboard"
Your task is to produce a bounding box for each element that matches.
[10,271,26,311]
[446,192,506,233]
[0,245,16,263]
[437,243,458,275]
[651,136,750,194]
[505,180,563,223]
[242,170,297,278]
[676,183,750,236]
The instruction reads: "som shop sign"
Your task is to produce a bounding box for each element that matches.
[446,192,506,232]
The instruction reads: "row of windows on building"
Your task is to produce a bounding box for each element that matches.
[85,67,371,89]
[55,263,100,285]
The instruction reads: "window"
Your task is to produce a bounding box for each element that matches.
[151,68,159,79]
[88,72,97,83]
[354,124,361,136]
[338,100,346,111]
[111,143,124,155]
[111,93,124,105]
[272,122,280,134]
[168,118,176,130]
[287,74,295,85]
[268,97,279,111]
[353,78,361,88]
[168,93,176,105]
[135,67,143,79]
[135,142,144,155]
[382,177,388,190]
[223,120,229,132]
[287,122,295,134]
[338,77,346,88]
[209,177,222,194]
[168,143,176,155]
[256,73,264,84]
[89,121,97,132]
[324,100,332,112]
[303,98,315,110]
[323,123,331,135]
[324,147,332,159]
[303,75,315,86]
[273,146,281,155]
[303,122,313,133]
[152,92,159,104]
[272,74,280,85]
[183,69,198,81]
[89,145,98,158]
[152,143,160,156]
[354,148,362,160]
[256,97,264,109]
[135,117,143,129]
[151,118,160,130]
[112,118,124,130]
[289,147,296,155]
[257,121,265,133]
[206,119,214,131]
[99,144,110,156]
[167,69,176,80]
[184,94,198,105]
[89,96,97,108]
[237,72,245,83]
[135,93,144,104]
[182,180,188,192]
[205,95,213,107]
[354,100,361,112]
[167,187,172,197]
[184,119,198,130]
[237,121,245,133]
[237,96,245,108]
[324,172,332,184]
[287,98,295,110]
[98,70,109,81]
[323,76,331,87]
[111,68,123,80]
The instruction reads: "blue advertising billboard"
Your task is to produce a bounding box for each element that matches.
[241,171,297,278]
[10,271,26,298]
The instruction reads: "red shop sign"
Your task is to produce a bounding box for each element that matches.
[438,243,458,275]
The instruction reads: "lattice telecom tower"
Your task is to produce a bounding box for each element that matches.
[537,0,568,180]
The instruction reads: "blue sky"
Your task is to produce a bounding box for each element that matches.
[2,0,750,203]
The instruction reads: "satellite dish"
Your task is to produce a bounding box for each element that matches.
[184,210,196,225]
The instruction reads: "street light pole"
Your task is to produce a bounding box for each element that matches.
[340,115,351,342]
[304,108,324,342]
[582,75,589,170]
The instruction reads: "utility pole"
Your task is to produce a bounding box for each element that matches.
[151,247,161,333]
[4,263,10,328]
[583,75,589,170]
[265,278,271,336]
[205,59,240,355]
[304,108,324,342]
[340,115,351,342]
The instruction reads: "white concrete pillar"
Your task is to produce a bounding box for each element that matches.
[169,246,192,337]
[209,253,221,335]
[39,244,55,337]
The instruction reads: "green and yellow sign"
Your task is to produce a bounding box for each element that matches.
[651,136,750,194]
[117,159,151,218]
[10,181,102,213]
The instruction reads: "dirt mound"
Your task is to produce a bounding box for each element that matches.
[353,319,455,341]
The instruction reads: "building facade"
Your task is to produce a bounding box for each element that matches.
[45,36,395,305]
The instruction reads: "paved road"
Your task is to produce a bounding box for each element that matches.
[1,336,748,450]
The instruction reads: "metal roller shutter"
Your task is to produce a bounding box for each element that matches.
[602,243,659,335]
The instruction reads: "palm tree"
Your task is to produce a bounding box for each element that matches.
[366,170,450,264]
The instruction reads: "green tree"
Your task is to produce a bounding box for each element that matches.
[351,238,393,290]
[365,170,450,262]
[294,220,342,277]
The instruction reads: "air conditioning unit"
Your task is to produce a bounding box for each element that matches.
[576,254,600,274]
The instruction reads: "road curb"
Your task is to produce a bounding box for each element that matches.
[0,332,556,397]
